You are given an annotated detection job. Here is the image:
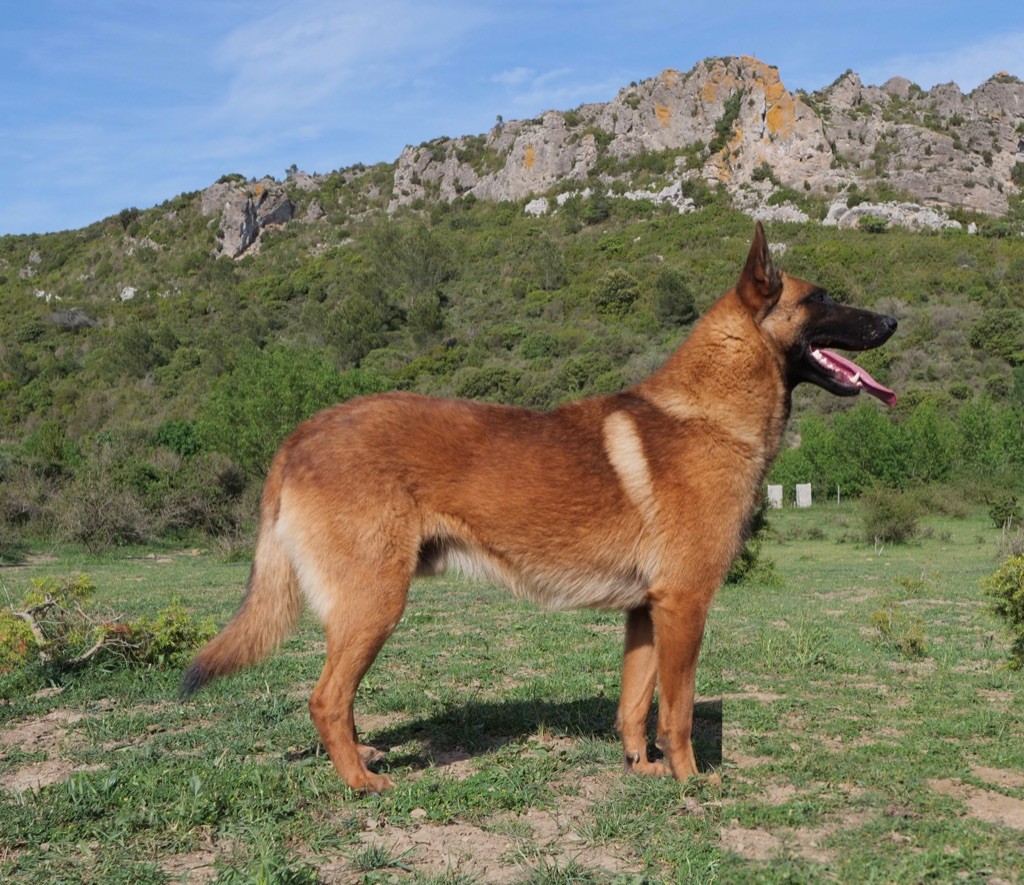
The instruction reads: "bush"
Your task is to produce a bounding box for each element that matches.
[726,497,778,585]
[983,554,1024,668]
[593,268,640,318]
[455,366,522,402]
[859,215,889,234]
[652,269,696,325]
[58,464,156,552]
[199,346,391,478]
[860,487,922,544]
[989,496,1022,530]
[0,610,37,674]
[969,309,1024,366]
[2,575,215,683]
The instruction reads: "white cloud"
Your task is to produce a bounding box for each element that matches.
[859,30,1024,91]
[492,66,534,87]
[211,0,489,124]
[490,65,624,116]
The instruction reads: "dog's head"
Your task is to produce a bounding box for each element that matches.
[738,223,898,406]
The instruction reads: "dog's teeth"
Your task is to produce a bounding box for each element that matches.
[851,373,861,383]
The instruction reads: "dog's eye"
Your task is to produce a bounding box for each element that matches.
[806,290,828,304]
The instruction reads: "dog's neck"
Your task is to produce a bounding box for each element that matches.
[636,291,791,473]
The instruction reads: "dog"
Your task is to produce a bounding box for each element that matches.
[182,223,897,793]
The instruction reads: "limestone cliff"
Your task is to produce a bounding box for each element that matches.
[387,56,1024,217]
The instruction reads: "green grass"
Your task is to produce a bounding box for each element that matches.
[1,502,1022,882]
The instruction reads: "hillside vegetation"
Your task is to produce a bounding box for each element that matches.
[1,154,1023,554]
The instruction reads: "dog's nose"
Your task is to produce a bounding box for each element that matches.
[883,316,898,333]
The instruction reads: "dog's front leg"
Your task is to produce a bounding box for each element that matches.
[615,606,670,776]
[649,592,711,780]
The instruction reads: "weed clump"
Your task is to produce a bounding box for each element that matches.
[983,553,1024,668]
[870,601,928,657]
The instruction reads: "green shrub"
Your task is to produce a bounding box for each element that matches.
[199,346,390,478]
[989,496,1022,529]
[983,554,1024,668]
[455,366,522,402]
[3,575,215,679]
[969,309,1024,366]
[119,604,216,668]
[652,268,696,325]
[860,487,922,544]
[593,268,640,318]
[0,610,37,674]
[726,497,778,585]
[858,215,889,234]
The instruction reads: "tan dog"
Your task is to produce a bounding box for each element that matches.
[182,223,897,793]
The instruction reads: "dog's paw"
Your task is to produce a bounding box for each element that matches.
[625,757,672,778]
[355,772,396,794]
[357,743,387,766]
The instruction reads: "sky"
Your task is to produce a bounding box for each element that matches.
[2,0,1023,236]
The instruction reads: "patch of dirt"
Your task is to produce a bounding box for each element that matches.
[722,813,868,866]
[970,765,1024,791]
[764,783,799,805]
[721,824,784,861]
[726,750,774,770]
[0,708,86,753]
[0,759,101,794]
[427,749,475,780]
[976,689,1014,709]
[357,712,409,735]
[0,708,99,794]
[349,771,637,882]
[160,834,237,884]
[929,778,1024,830]
[355,811,641,883]
[160,849,219,883]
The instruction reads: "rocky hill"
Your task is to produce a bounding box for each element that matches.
[195,56,1024,257]
[390,55,1024,212]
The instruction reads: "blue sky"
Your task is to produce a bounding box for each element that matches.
[2,0,1022,236]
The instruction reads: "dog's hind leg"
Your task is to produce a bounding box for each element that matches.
[616,606,670,776]
[307,561,411,794]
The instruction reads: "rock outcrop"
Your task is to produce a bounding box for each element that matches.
[199,57,1024,240]
[200,178,295,258]
[387,57,1024,220]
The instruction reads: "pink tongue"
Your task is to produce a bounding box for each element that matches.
[820,349,897,407]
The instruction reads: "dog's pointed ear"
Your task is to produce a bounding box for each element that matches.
[737,222,782,316]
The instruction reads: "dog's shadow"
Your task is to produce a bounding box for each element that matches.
[356,696,722,774]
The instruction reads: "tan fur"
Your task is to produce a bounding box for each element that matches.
[182,224,894,793]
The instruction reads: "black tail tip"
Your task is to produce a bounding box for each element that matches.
[180,660,211,700]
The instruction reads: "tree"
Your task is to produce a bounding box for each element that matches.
[652,268,696,325]
[593,268,640,318]
[198,345,390,477]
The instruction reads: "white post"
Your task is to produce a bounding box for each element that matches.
[796,483,812,508]
[767,485,783,509]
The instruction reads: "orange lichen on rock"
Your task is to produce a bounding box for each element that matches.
[524,145,536,170]
[660,68,680,87]
[655,103,672,127]
[702,82,718,103]
[766,95,796,137]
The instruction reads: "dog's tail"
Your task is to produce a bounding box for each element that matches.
[180,459,301,699]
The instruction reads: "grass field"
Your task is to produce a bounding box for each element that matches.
[1,501,1022,883]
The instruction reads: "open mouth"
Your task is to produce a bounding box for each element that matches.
[809,347,897,407]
